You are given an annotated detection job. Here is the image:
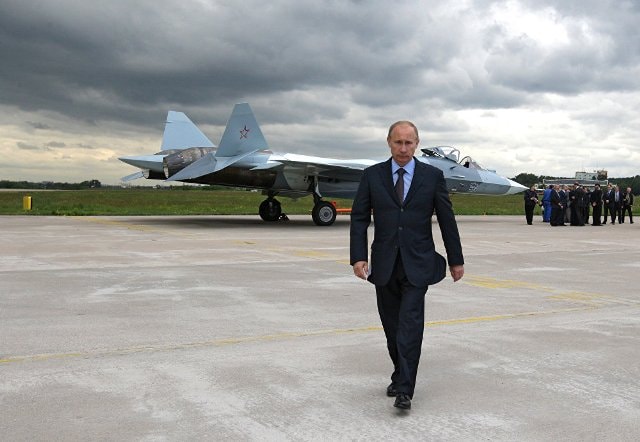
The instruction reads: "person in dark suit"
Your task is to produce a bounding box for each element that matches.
[603,183,613,224]
[562,185,571,224]
[613,185,623,224]
[350,121,464,411]
[523,185,539,225]
[591,183,603,226]
[582,187,591,224]
[621,187,634,223]
[570,183,585,226]
[550,184,565,226]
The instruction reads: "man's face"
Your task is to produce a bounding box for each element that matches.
[388,124,418,167]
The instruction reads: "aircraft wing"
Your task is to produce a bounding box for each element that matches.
[261,153,376,181]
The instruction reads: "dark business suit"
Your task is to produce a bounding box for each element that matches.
[523,189,538,225]
[591,188,603,225]
[350,158,464,398]
[613,191,623,224]
[603,189,612,223]
[550,189,564,226]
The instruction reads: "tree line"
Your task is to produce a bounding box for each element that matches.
[0,180,103,190]
[0,180,220,190]
[2,175,639,194]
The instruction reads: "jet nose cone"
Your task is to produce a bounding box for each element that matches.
[506,179,527,195]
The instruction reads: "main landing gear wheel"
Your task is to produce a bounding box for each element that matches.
[259,198,282,222]
[312,201,337,226]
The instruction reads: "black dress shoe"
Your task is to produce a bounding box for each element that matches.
[386,383,398,397]
[394,393,411,410]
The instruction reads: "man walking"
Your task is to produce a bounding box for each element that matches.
[350,121,464,411]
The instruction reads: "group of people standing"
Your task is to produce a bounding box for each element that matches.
[524,183,635,226]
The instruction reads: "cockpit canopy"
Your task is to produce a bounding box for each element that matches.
[421,146,486,170]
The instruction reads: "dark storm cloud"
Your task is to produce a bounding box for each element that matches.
[2,0,639,125]
[2,0,640,182]
[26,121,51,130]
[0,0,483,128]
[17,141,47,151]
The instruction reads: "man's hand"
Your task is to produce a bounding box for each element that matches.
[450,265,464,282]
[353,261,369,280]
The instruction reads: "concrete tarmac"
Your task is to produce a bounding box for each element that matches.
[1,215,638,441]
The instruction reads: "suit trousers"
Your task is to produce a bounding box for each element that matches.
[550,206,564,226]
[622,206,633,223]
[524,204,535,224]
[375,254,428,398]
[592,204,602,225]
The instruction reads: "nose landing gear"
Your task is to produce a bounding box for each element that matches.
[258,198,282,222]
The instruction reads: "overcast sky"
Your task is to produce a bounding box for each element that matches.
[1,0,639,184]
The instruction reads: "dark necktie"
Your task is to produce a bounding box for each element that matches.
[395,168,405,202]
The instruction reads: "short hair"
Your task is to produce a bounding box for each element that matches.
[387,121,419,141]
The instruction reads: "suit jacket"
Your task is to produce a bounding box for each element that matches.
[604,189,615,208]
[623,192,634,207]
[551,189,562,207]
[350,158,464,287]
[613,191,623,208]
[559,189,568,205]
[524,189,539,207]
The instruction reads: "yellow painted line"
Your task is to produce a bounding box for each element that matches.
[70,216,215,239]
[292,250,333,258]
[425,306,597,326]
[0,305,603,366]
[547,291,638,306]
[70,216,163,233]
[463,275,546,291]
[462,275,640,308]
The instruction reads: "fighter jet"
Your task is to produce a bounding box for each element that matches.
[120,103,526,226]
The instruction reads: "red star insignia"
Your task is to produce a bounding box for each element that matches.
[239,125,250,139]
